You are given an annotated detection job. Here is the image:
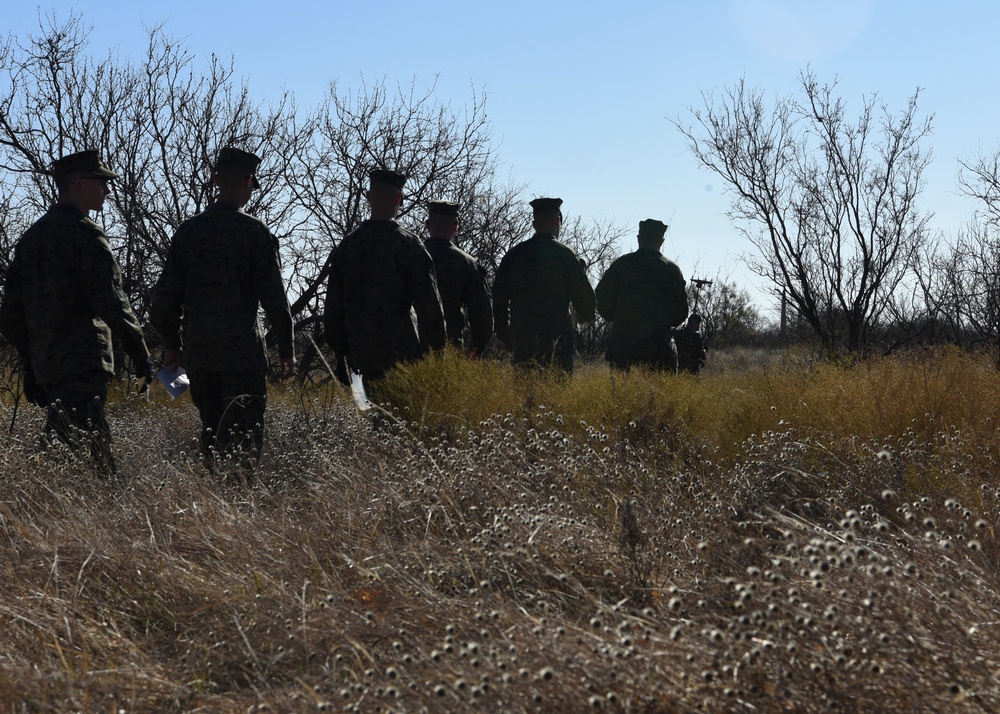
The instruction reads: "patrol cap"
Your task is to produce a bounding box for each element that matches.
[427,200,460,217]
[369,169,408,190]
[49,150,119,179]
[215,147,261,188]
[529,197,563,214]
[638,218,668,242]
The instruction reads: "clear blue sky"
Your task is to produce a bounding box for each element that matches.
[7,1,999,314]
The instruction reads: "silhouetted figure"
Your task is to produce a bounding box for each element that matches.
[493,197,595,371]
[675,312,707,374]
[595,219,688,371]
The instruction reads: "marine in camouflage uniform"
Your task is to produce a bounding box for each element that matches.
[0,150,152,474]
[149,147,295,469]
[675,312,708,374]
[595,219,688,371]
[492,197,596,372]
[423,200,493,356]
[324,169,446,394]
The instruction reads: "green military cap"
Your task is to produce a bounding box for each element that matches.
[529,197,563,214]
[638,219,668,241]
[369,169,408,190]
[49,150,119,179]
[216,146,262,188]
[427,200,460,217]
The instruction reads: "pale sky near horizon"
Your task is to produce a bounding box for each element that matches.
[5,1,1000,316]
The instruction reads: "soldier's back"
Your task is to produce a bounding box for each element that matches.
[598,250,686,332]
[499,235,581,331]
[424,237,491,349]
[332,219,438,375]
[11,205,123,383]
[425,238,477,303]
[596,248,687,371]
[494,233,595,369]
[163,203,280,370]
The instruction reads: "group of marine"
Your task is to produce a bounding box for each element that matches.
[0,147,706,475]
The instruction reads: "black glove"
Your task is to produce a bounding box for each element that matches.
[335,356,351,386]
[20,359,46,407]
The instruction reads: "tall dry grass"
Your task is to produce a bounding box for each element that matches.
[1,345,999,711]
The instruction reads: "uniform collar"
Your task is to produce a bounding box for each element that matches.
[211,199,246,211]
[50,203,86,218]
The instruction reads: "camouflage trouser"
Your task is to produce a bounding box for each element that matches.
[606,331,677,373]
[608,346,677,373]
[511,331,575,372]
[187,370,266,471]
[674,330,706,374]
[42,369,115,475]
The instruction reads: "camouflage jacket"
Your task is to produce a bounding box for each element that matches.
[492,233,596,365]
[0,204,149,385]
[324,219,445,377]
[149,200,294,372]
[675,326,707,374]
[424,236,493,354]
[595,247,688,369]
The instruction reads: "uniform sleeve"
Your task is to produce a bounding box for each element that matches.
[569,257,596,323]
[0,252,29,358]
[410,241,446,351]
[464,263,494,354]
[84,232,149,364]
[492,258,511,344]
[323,249,349,357]
[595,264,618,322]
[254,229,294,360]
[149,236,185,351]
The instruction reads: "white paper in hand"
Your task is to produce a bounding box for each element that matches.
[157,364,190,399]
[349,369,370,411]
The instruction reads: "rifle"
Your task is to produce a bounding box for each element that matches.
[689,278,713,314]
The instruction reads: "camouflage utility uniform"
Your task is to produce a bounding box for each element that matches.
[493,232,596,371]
[150,197,294,466]
[324,219,446,386]
[0,201,150,472]
[596,231,688,371]
[424,236,493,355]
[675,316,707,374]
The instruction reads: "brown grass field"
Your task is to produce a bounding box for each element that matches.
[2,345,1000,712]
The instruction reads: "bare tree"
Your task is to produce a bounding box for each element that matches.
[911,147,1000,359]
[0,15,303,322]
[559,214,625,280]
[958,148,1000,227]
[559,215,626,358]
[0,13,629,373]
[921,224,1000,352]
[0,12,88,217]
[673,69,934,356]
[455,174,533,277]
[959,150,1000,357]
[277,78,628,369]
[277,77,535,333]
[686,274,762,348]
